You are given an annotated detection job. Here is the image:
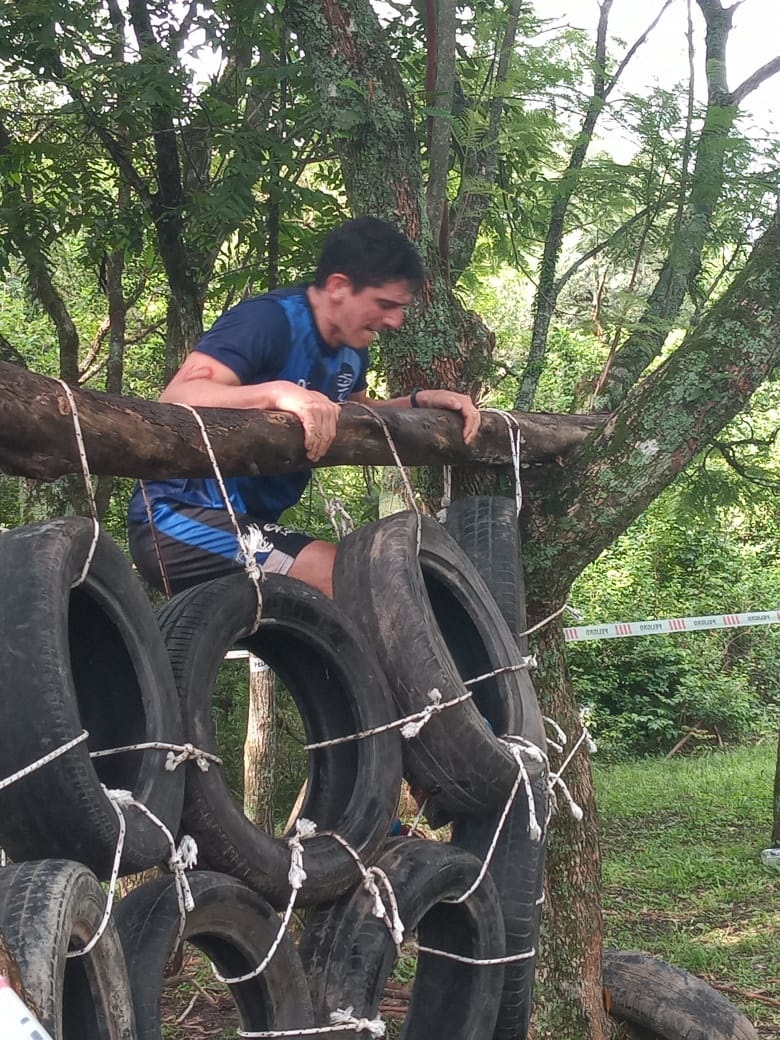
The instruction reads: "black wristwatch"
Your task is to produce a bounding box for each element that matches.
[410,387,422,408]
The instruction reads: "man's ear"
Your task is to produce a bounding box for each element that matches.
[324,272,354,300]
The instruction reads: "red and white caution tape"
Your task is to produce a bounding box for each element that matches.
[0,976,54,1040]
[564,609,780,642]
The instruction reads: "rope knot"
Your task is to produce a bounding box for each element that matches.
[400,687,443,739]
[165,743,219,772]
[362,868,387,921]
[168,837,197,912]
[287,818,316,889]
[329,1007,386,1037]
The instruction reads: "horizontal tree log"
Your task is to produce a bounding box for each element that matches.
[0,360,604,481]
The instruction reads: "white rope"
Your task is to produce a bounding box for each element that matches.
[213,818,316,985]
[178,403,264,632]
[0,730,89,791]
[238,1007,386,1038]
[312,471,355,538]
[480,409,523,516]
[463,658,537,688]
[55,379,100,585]
[74,788,199,956]
[304,688,473,751]
[415,943,536,966]
[89,741,222,772]
[446,740,545,905]
[353,402,419,513]
[535,723,592,822]
[66,789,127,958]
[516,601,570,639]
[324,831,405,949]
[543,716,568,747]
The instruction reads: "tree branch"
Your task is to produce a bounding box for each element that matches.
[729,55,780,106]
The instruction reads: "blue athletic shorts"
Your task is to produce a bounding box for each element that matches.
[128,502,314,595]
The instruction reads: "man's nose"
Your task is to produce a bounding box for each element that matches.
[383,310,405,330]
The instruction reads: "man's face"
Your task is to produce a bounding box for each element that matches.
[331,278,414,348]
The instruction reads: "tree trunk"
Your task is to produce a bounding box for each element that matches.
[243,656,276,832]
[531,619,612,1040]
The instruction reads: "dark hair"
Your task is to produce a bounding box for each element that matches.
[313,216,424,291]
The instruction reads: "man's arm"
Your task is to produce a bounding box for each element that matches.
[349,388,481,445]
[161,351,341,462]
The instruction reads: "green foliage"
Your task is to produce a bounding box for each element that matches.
[567,478,780,759]
[597,742,779,1034]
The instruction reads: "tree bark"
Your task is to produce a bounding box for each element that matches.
[531,622,610,1040]
[243,656,276,832]
[0,359,602,481]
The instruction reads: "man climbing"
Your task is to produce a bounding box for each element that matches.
[127,216,480,597]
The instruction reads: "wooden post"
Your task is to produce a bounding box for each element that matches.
[243,655,276,832]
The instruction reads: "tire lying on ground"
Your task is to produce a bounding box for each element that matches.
[299,837,506,1040]
[0,859,136,1039]
[334,511,541,816]
[603,949,760,1040]
[114,871,314,1039]
[444,495,529,652]
[0,517,185,877]
[157,572,403,908]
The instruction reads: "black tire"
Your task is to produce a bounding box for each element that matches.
[451,770,548,1040]
[0,518,185,876]
[444,496,529,652]
[0,859,136,1039]
[157,572,403,907]
[114,870,314,1039]
[333,511,545,815]
[603,950,759,1040]
[299,837,506,1039]
[445,495,547,1037]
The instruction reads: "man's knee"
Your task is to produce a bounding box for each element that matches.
[287,540,337,598]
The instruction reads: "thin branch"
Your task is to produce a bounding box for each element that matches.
[729,55,780,106]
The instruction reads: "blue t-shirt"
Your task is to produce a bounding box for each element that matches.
[128,286,369,524]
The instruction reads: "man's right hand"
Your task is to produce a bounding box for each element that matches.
[160,355,341,463]
[271,383,341,462]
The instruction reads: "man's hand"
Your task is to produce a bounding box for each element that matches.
[413,388,481,445]
[272,383,342,461]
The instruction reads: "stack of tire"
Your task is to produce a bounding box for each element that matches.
[0,501,549,1039]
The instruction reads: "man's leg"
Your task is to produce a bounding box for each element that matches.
[287,540,337,598]
[129,504,336,596]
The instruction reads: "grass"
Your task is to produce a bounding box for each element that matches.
[595,739,780,1038]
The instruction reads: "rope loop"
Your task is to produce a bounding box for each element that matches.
[178,403,264,632]
[54,378,100,585]
[353,401,419,514]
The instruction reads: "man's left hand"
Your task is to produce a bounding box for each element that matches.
[414,389,481,445]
